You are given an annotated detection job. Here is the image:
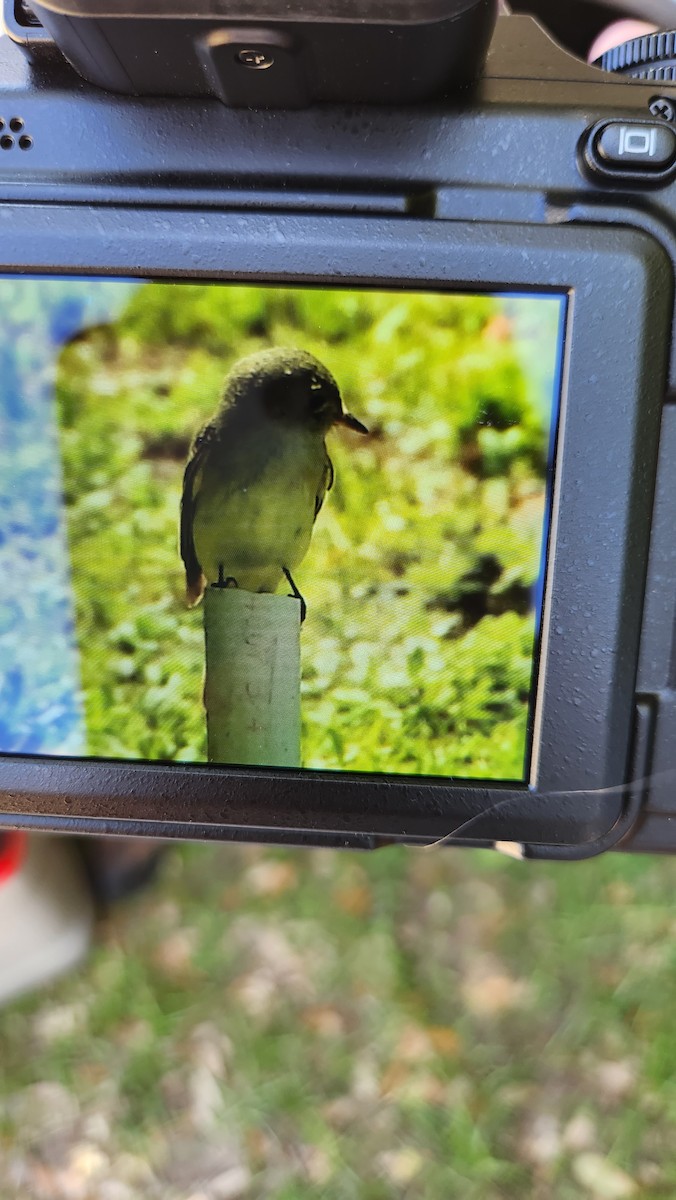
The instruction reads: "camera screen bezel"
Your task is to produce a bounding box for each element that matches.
[0,206,670,852]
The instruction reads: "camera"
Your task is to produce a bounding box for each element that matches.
[0,0,675,860]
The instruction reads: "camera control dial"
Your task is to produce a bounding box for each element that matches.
[593,30,676,81]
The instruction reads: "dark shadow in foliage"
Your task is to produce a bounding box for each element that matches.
[427,553,533,635]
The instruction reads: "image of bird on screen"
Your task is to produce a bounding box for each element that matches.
[180,348,367,617]
[46,280,563,780]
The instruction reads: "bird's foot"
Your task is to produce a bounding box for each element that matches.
[212,565,238,589]
[283,567,307,624]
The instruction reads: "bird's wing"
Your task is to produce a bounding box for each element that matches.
[314,451,334,523]
[180,423,217,606]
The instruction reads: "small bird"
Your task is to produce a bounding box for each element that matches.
[180,347,368,615]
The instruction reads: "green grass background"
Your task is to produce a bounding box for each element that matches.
[2,840,676,1199]
[56,283,562,780]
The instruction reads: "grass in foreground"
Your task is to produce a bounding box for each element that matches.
[1,841,676,1198]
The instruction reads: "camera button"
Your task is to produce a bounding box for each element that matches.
[585,120,676,183]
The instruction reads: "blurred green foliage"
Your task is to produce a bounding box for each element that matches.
[5,839,676,1198]
[55,282,562,779]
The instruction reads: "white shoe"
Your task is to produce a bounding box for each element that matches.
[0,834,94,1005]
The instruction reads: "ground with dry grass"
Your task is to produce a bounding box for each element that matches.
[1,841,676,1198]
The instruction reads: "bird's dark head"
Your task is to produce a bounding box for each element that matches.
[224,348,368,436]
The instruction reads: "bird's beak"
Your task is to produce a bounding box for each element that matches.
[336,411,369,434]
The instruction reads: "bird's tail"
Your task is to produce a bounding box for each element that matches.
[186,571,206,608]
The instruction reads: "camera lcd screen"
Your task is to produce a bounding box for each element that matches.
[0,277,566,784]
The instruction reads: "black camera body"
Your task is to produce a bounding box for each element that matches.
[0,8,675,860]
[8,0,499,108]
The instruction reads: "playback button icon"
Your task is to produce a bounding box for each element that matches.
[584,120,676,184]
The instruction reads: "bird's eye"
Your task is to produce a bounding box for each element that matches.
[310,378,322,391]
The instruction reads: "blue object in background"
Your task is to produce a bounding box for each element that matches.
[0,277,137,756]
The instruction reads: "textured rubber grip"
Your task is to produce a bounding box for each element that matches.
[595,30,676,81]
